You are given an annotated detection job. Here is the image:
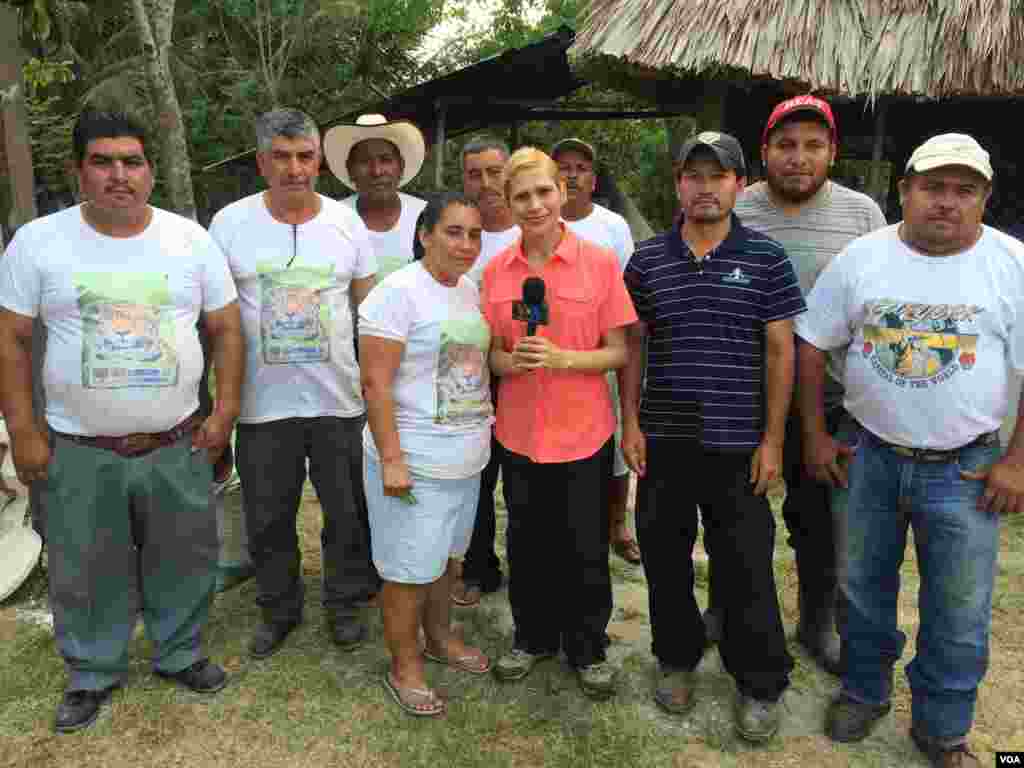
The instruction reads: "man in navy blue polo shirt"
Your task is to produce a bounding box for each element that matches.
[619,131,805,743]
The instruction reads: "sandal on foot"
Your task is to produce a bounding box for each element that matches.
[383,673,446,717]
[612,537,642,564]
[424,648,492,675]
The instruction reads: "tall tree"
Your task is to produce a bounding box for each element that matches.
[131,0,196,219]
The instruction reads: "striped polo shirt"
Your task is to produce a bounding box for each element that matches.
[625,214,806,450]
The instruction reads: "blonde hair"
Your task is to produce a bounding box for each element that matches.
[504,146,561,200]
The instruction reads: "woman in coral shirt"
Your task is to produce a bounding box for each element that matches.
[481,147,637,700]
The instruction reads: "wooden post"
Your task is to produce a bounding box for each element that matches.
[0,5,38,242]
[433,99,446,190]
[697,79,728,132]
[867,99,889,208]
[510,121,520,149]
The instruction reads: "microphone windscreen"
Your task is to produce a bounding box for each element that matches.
[522,277,546,305]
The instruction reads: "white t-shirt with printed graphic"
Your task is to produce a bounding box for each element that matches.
[0,205,237,437]
[796,224,1024,450]
[564,204,635,270]
[341,192,427,280]
[466,226,521,287]
[209,193,376,423]
[359,262,493,479]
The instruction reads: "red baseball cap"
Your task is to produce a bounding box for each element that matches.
[762,95,837,145]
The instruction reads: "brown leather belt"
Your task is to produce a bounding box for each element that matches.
[54,411,204,458]
[867,428,999,463]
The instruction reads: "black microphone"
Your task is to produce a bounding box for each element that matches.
[522,277,546,336]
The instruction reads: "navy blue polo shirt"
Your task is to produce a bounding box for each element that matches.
[624,213,805,450]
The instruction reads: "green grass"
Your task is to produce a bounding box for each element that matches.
[1,493,1023,768]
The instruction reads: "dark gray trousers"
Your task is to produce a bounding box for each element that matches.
[236,416,377,625]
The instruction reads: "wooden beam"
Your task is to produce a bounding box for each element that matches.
[433,99,446,190]
[866,99,889,208]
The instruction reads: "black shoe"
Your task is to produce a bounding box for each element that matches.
[826,693,892,742]
[328,614,367,651]
[249,620,300,659]
[54,686,117,733]
[702,607,722,647]
[910,727,981,768]
[155,659,227,694]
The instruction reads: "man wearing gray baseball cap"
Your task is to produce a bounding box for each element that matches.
[796,133,1024,768]
[621,130,804,742]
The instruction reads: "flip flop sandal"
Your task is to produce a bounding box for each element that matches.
[612,537,643,564]
[423,649,492,675]
[450,582,482,607]
[383,673,446,717]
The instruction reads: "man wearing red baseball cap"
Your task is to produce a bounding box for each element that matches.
[702,96,887,677]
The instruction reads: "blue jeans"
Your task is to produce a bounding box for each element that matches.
[842,426,1001,746]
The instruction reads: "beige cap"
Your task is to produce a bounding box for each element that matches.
[906,133,993,181]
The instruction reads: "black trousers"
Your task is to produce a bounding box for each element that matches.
[638,439,793,701]
[502,439,613,668]
[780,411,837,595]
[237,416,378,625]
[460,435,505,590]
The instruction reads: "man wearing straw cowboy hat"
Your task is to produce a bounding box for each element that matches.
[325,114,428,280]
[798,133,1024,768]
[210,108,379,660]
[0,108,242,732]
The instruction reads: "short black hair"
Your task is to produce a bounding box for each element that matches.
[412,190,480,261]
[72,109,150,166]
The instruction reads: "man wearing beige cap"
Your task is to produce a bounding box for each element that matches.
[796,133,1024,767]
[324,114,427,279]
[551,137,639,564]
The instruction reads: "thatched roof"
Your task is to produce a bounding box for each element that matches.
[570,0,1024,99]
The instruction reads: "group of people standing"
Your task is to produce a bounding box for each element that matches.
[0,94,1020,768]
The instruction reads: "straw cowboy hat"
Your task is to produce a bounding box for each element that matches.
[323,114,426,191]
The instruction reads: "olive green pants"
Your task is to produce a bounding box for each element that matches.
[41,433,216,692]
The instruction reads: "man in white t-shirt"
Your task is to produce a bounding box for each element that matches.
[552,138,639,564]
[210,109,379,660]
[450,136,519,607]
[0,109,243,732]
[323,114,427,280]
[796,134,1024,768]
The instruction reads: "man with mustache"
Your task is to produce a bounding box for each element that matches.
[551,138,640,565]
[620,132,805,742]
[0,108,243,731]
[210,109,379,659]
[325,114,428,280]
[703,97,887,676]
[797,134,1024,768]
[450,136,520,607]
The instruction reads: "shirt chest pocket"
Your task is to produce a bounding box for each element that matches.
[552,273,602,348]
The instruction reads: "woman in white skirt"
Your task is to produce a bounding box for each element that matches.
[360,191,494,717]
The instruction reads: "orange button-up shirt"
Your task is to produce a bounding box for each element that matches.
[482,225,637,464]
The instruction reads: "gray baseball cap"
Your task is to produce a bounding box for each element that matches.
[676,131,746,176]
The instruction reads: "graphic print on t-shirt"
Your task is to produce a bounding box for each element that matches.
[861,299,984,388]
[257,262,334,365]
[76,272,178,389]
[435,311,492,426]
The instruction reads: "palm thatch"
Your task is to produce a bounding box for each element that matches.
[571,0,1024,99]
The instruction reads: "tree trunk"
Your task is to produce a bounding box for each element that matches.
[0,4,38,243]
[131,0,197,220]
